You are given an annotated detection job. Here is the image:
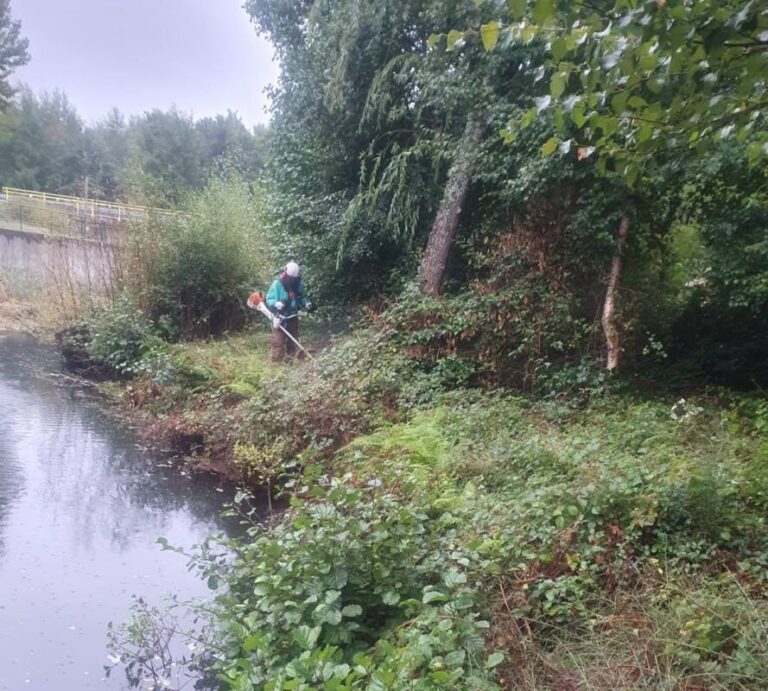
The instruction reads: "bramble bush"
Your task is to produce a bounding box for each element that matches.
[185,477,501,690]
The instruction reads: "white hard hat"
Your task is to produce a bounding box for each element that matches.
[285,261,301,278]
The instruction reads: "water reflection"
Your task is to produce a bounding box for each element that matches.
[0,333,236,690]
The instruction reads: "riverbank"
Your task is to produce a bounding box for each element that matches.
[93,332,278,481]
[89,324,768,689]
[0,272,71,337]
[0,282,41,333]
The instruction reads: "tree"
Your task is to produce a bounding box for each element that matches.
[196,111,266,179]
[125,108,204,206]
[0,0,29,110]
[246,0,545,300]
[418,116,484,296]
[0,89,85,193]
[449,0,768,183]
[83,109,129,201]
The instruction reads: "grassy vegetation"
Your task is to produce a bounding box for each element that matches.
[100,319,768,690]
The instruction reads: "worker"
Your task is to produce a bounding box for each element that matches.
[265,261,314,362]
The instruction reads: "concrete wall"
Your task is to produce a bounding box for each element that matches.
[0,228,118,296]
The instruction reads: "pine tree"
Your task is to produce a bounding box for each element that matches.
[0,0,29,110]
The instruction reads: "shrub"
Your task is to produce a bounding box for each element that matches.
[186,477,500,689]
[121,175,273,340]
[380,286,598,394]
[151,176,272,338]
[239,328,469,471]
[85,294,157,377]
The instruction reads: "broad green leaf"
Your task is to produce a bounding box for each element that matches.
[242,634,260,653]
[571,103,586,127]
[533,0,554,26]
[522,23,538,42]
[550,37,567,61]
[446,29,464,51]
[486,652,505,668]
[550,73,566,98]
[521,106,537,127]
[422,589,449,604]
[382,590,401,605]
[445,649,467,666]
[639,52,659,70]
[500,129,517,144]
[611,92,628,115]
[480,21,500,51]
[625,162,640,188]
[334,664,351,679]
[341,604,363,617]
[646,78,663,94]
[292,625,321,650]
[541,136,559,155]
[509,0,527,19]
[444,568,467,588]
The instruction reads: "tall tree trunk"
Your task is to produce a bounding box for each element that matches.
[602,213,630,372]
[418,116,484,297]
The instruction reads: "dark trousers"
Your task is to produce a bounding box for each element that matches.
[269,317,300,363]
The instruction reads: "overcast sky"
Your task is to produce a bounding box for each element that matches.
[12,0,279,128]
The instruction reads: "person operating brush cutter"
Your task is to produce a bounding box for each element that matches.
[265,261,314,363]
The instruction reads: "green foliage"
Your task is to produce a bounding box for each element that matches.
[85,294,157,377]
[246,0,547,302]
[328,390,768,637]
[0,0,28,110]
[113,355,768,688]
[380,280,600,395]
[0,89,85,194]
[654,578,768,686]
[189,477,499,689]
[0,92,267,201]
[241,328,463,470]
[676,146,768,312]
[464,0,768,181]
[101,303,768,689]
[126,175,272,339]
[246,0,767,388]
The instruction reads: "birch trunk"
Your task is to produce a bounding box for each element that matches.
[602,213,630,371]
[418,116,484,297]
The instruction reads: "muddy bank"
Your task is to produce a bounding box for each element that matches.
[0,287,40,333]
[57,332,271,485]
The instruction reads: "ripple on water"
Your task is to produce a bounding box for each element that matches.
[0,333,237,691]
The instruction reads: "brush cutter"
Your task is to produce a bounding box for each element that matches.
[246,291,315,361]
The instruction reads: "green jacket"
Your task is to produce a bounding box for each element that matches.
[266,277,307,316]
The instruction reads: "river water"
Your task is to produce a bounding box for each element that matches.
[0,333,233,690]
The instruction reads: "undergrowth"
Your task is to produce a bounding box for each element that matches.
[95,310,768,689]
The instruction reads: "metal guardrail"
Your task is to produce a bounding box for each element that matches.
[0,187,181,238]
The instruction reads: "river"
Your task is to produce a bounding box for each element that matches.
[0,333,235,690]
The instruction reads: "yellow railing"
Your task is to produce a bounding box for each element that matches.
[1,187,182,222]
